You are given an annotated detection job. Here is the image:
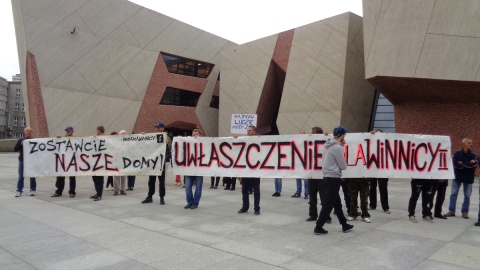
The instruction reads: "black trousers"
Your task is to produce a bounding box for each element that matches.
[408,179,433,217]
[340,179,350,214]
[127,176,135,188]
[106,176,114,188]
[369,178,389,211]
[241,177,260,211]
[148,168,166,198]
[224,177,236,189]
[55,176,76,195]
[211,177,220,187]
[92,176,104,197]
[430,180,448,216]
[308,179,330,220]
[316,177,347,228]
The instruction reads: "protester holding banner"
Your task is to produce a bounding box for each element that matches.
[142,122,168,205]
[238,125,261,215]
[112,130,128,196]
[90,126,105,201]
[14,127,36,197]
[368,129,390,214]
[445,138,478,219]
[184,129,205,209]
[429,180,448,219]
[292,178,308,199]
[407,178,434,223]
[51,126,76,198]
[348,178,371,223]
[272,178,282,197]
[314,126,353,234]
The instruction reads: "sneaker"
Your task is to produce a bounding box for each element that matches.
[306,216,316,222]
[409,216,418,223]
[93,196,102,201]
[214,186,218,189]
[184,204,192,209]
[462,213,469,219]
[209,186,214,189]
[314,227,328,235]
[89,194,97,199]
[230,187,235,191]
[342,224,354,233]
[434,214,447,219]
[15,191,22,197]
[363,217,371,223]
[190,205,198,209]
[474,222,480,226]
[238,209,248,214]
[347,216,357,221]
[51,193,62,197]
[423,216,434,223]
[326,218,332,224]
[254,211,260,215]
[30,191,36,196]
[120,191,127,195]
[160,197,165,205]
[176,183,181,186]
[69,194,75,198]
[384,210,391,214]
[113,191,119,196]
[304,195,309,199]
[291,193,300,198]
[444,212,455,217]
[141,197,153,203]
[224,187,230,190]
[272,192,278,197]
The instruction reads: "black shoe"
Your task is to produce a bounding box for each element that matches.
[184,204,192,209]
[51,193,61,197]
[238,209,248,214]
[475,222,480,226]
[89,194,97,199]
[434,214,447,219]
[160,197,165,205]
[141,197,153,203]
[306,216,316,222]
[69,194,75,198]
[254,211,260,215]
[342,224,354,233]
[191,205,198,209]
[326,218,332,224]
[272,192,278,197]
[314,227,328,235]
[93,196,102,201]
[230,188,235,191]
[291,193,300,198]
[214,186,218,189]
[224,187,230,190]
[304,195,309,199]
[209,186,214,189]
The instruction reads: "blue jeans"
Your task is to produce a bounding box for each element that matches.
[17,160,36,192]
[296,178,308,195]
[274,178,282,193]
[448,179,472,213]
[185,176,203,206]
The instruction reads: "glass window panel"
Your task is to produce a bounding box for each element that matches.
[374,113,395,121]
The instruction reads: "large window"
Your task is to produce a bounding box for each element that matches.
[370,91,395,132]
[21,103,24,112]
[15,102,19,111]
[21,117,26,127]
[16,89,20,97]
[161,53,214,78]
[13,117,18,126]
[160,87,201,107]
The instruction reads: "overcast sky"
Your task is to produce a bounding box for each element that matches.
[0,0,362,80]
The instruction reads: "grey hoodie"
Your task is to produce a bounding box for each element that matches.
[322,138,347,178]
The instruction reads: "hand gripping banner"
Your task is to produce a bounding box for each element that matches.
[172,133,454,179]
[23,133,167,177]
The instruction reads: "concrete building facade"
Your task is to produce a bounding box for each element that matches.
[0,77,8,139]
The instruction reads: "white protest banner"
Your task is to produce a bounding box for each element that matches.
[230,114,257,134]
[172,133,454,179]
[23,133,167,177]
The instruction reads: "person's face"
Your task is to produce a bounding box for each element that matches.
[192,131,201,138]
[24,128,32,137]
[96,129,102,135]
[463,139,473,150]
[155,127,165,132]
[311,129,317,134]
[66,130,74,136]
[247,127,256,136]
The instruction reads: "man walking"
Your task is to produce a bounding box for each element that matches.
[14,127,37,197]
[238,126,261,215]
[445,138,478,219]
[52,126,76,198]
[314,126,353,234]
[184,129,204,209]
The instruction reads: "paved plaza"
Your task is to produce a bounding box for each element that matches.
[0,152,479,269]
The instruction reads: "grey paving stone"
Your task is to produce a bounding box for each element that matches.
[122,239,203,264]
[452,229,480,248]
[148,247,234,269]
[161,227,228,246]
[4,234,83,257]
[0,227,65,246]
[48,250,128,270]
[412,259,471,270]
[117,216,175,232]
[429,242,480,269]
[200,256,274,270]
[97,259,157,270]
[280,258,342,270]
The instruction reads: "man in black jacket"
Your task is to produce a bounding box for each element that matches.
[14,127,36,197]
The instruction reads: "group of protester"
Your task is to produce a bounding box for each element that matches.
[13,123,480,234]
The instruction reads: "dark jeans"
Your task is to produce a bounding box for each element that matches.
[148,168,166,198]
[408,179,433,217]
[316,177,347,228]
[106,176,114,188]
[241,177,260,211]
[340,179,350,214]
[16,160,36,192]
[369,178,389,211]
[55,176,76,195]
[92,176,104,197]
[308,179,330,220]
[127,176,136,188]
[430,180,447,216]
[211,176,220,187]
[224,177,236,189]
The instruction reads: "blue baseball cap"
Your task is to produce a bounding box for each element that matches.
[333,126,348,137]
[154,122,165,128]
[65,126,74,131]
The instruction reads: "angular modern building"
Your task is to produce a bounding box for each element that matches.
[12,0,378,138]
